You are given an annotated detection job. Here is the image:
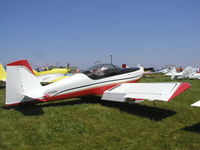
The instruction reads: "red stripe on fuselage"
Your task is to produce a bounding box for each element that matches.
[43,79,140,101]
[6,79,140,106]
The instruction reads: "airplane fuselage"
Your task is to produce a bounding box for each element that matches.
[41,67,144,101]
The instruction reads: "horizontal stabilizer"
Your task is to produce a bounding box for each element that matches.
[23,89,44,99]
[102,82,190,102]
[191,100,200,107]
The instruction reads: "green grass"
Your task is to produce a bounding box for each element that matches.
[0,74,200,150]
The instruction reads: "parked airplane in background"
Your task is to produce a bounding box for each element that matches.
[167,66,200,80]
[0,63,6,87]
[154,65,176,74]
[0,63,71,86]
[33,67,71,84]
[5,60,190,107]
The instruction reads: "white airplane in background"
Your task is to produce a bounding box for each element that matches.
[154,65,176,74]
[157,68,170,74]
[166,66,200,80]
[5,60,191,107]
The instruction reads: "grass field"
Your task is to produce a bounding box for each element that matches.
[0,74,200,150]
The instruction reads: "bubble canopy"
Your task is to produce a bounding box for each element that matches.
[82,64,140,79]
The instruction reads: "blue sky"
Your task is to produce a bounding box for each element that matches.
[0,0,200,69]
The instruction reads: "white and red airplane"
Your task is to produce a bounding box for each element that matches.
[5,60,191,106]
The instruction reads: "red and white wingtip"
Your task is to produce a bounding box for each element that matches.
[191,100,200,107]
[102,82,191,103]
[167,82,191,101]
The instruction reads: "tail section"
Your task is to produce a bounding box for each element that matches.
[6,60,44,106]
[170,67,177,80]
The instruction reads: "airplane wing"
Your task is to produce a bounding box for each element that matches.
[102,82,190,102]
[191,100,200,107]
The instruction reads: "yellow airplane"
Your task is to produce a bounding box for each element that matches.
[33,67,70,76]
[0,63,71,87]
[33,67,71,84]
[0,63,6,87]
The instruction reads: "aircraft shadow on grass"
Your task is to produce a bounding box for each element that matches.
[41,96,176,121]
[2,103,44,116]
[181,122,200,133]
[15,104,45,116]
[100,100,176,121]
[3,96,98,116]
[3,96,176,120]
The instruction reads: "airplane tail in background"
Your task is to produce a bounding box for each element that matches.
[0,63,6,82]
[170,67,177,80]
[6,60,44,106]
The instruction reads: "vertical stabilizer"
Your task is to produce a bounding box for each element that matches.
[6,60,43,106]
[170,67,177,80]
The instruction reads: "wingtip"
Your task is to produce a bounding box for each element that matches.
[191,100,200,107]
[168,82,191,101]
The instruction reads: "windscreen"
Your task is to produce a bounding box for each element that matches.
[82,64,140,79]
[82,64,121,78]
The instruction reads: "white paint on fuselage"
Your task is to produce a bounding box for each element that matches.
[43,67,144,97]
